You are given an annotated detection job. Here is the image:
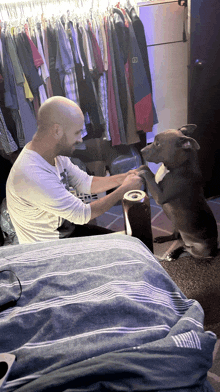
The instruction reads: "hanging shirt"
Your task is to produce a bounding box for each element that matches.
[104,17,121,146]
[5,33,25,86]
[73,23,85,68]
[6,146,93,244]
[0,107,18,154]
[1,32,18,110]
[68,22,80,64]
[15,32,43,96]
[35,28,50,83]
[81,25,94,72]
[0,39,3,68]
[23,74,34,101]
[88,22,104,75]
[42,25,54,98]
[47,25,65,97]
[126,12,154,133]
[55,20,80,105]
[128,7,158,126]
[99,16,108,71]
[24,27,44,69]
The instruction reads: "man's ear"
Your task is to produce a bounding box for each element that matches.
[177,136,200,150]
[52,123,63,140]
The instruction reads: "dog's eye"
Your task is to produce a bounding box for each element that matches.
[155,140,160,147]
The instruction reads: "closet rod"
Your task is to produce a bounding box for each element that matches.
[0,0,81,9]
[137,0,178,6]
[147,39,186,47]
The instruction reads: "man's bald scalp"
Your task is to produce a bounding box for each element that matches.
[37,97,84,134]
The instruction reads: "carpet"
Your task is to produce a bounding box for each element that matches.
[160,250,220,337]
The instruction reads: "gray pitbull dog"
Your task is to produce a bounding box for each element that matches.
[138,124,218,261]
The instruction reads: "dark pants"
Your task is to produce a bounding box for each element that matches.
[58,219,114,239]
[69,224,113,238]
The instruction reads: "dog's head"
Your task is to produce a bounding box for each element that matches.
[141,124,200,168]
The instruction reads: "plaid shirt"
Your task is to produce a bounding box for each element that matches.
[56,21,87,138]
[0,107,18,154]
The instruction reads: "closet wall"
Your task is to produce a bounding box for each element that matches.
[138,0,188,173]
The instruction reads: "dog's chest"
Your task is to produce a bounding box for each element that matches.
[155,164,170,184]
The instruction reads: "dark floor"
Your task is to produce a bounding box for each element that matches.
[92,196,220,260]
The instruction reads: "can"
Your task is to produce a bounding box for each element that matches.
[122,190,154,253]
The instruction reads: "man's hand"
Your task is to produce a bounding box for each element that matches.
[120,173,143,193]
[91,169,142,194]
[126,168,141,176]
[90,173,143,221]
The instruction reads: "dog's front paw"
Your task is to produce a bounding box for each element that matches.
[165,253,176,262]
[154,233,181,243]
[154,236,169,243]
[165,246,185,261]
[136,169,147,187]
[137,165,148,172]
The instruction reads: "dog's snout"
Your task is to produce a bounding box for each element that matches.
[141,146,148,155]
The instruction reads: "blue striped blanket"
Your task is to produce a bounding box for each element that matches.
[0,234,216,391]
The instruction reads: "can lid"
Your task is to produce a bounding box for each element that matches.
[123,190,146,202]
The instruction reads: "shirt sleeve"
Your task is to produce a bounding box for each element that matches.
[15,163,92,225]
[61,157,93,194]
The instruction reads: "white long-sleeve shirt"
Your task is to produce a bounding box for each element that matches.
[6,146,93,244]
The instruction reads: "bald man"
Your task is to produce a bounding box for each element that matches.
[6,97,142,244]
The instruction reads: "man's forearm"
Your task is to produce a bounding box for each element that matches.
[89,171,143,220]
[90,173,127,194]
[89,185,126,220]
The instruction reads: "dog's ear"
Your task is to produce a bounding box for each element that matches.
[177,136,200,150]
[178,124,197,135]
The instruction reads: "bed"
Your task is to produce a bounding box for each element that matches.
[0,233,217,392]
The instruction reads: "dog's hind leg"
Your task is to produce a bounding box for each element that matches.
[154,231,181,244]
[189,238,218,259]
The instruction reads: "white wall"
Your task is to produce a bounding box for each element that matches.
[138,0,188,172]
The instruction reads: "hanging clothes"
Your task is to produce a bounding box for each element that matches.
[55,20,89,137]
[111,14,128,136]
[1,31,38,145]
[1,32,18,110]
[35,29,50,86]
[105,16,121,146]
[15,32,43,97]
[0,61,24,149]
[47,24,65,96]
[128,6,158,126]
[55,20,79,103]
[125,10,154,133]
[76,23,104,139]
[87,22,104,76]
[5,33,25,86]
[67,21,88,138]
[41,22,54,98]
[108,17,127,144]
[0,107,18,154]
[97,17,110,141]
[0,2,158,155]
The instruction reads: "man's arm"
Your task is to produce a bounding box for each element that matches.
[90,173,143,220]
[90,170,139,194]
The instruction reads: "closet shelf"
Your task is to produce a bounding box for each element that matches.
[137,0,178,7]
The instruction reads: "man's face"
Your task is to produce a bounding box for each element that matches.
[58,123,83,157]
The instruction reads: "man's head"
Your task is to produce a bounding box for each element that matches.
[37,96,84,156]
